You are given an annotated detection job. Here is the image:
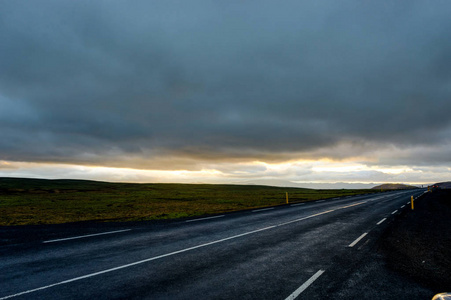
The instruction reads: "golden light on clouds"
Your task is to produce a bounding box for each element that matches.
[0,159,443,188]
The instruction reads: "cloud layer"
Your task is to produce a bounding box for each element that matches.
[1,1,451,184]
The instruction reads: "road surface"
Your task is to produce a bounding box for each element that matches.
[0,189,425,299]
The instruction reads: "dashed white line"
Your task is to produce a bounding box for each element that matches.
[284,270,325,300]
[290,203,305,207]
[348,232,368,247]
[401,205,405,208]
[316,200,326,202]
[391,210,398,215]
[42,229,132,244]
[185,215,225,223]
[252,207,274,213]
[407,201,410,204]
[377,218,387,225]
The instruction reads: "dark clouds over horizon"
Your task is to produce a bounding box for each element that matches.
[1,0,451,172]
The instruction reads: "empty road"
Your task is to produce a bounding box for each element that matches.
[0,189,425,299]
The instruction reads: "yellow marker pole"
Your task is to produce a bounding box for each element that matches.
[411,196,414,210]
[286,192,289,204]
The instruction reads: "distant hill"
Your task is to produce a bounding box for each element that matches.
[434,182,451,189]
[372,183,418,190]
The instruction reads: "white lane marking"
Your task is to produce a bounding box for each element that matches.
[348,232,368,247]
[391,210,398,215]
[185,215,225,223]
[290,203,305,207]
[401,205,405,208]
[252,207,274,213]
[407,201,410,204]
[2,202,368,299]
[285,270,325,300]
[1,225,278,300]
[42,229,132,244]
[316,200,325,202]
[337,201,367,209]
[377,218,387,225]
[276,210,335,226]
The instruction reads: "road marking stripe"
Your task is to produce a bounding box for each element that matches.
[290,203,305,206]
[252,207,274,212]
[377,218,387,225]
[0,225,278,300]
[185,215,225,223]
[349,233,368,247]
[391,210,398,215]
[284,270,325,300]
[42,229,132,244]
[401,205,405,208]
[277,210,335,226]
[407,201,410,204]
[337,201,366,209]
[316,200,325,202]
[2,202,366,299]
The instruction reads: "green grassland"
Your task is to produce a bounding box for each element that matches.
[0,177,381,226]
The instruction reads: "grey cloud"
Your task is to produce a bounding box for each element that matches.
[1,0,451,169]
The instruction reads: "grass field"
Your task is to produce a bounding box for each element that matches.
[0,177,381,226]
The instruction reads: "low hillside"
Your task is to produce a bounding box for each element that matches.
[434,181,451,189]
[372,183,417,190]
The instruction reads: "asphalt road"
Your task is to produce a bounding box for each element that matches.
[0,189,426,299]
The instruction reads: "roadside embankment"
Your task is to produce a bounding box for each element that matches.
[380,189,451,293]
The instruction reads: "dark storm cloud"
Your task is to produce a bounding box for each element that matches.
[1,0,451,169]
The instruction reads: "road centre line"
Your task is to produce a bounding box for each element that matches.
[252,207,274,212]
[284,270,325,300]
[43,229,132,244]
[391,210,398,215]
[377,218,387,225]
[337,201,367,209]
[2,201,369,299]
[186,215,225,223]
[348,233,368,247]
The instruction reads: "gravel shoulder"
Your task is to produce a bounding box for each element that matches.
[322,190,451,299]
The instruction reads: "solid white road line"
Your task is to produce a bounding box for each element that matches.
[337,201,367,209]
[377,218,387,225]
[252,207,274,212]
[391,210,398,215]
[43,229,132,244]
[1,225,278,300]
[284,270,325,300]
[348,233,368,247]
[2,201,371,299]
[185,215,225,223]
[290,203,305,206]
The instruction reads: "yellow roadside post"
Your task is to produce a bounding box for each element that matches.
[286,192,289,204]
[411,196,414,210]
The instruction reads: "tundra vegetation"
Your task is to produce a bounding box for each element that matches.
[0,178,382,226]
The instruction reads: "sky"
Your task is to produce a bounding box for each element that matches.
[1,1,451,188]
